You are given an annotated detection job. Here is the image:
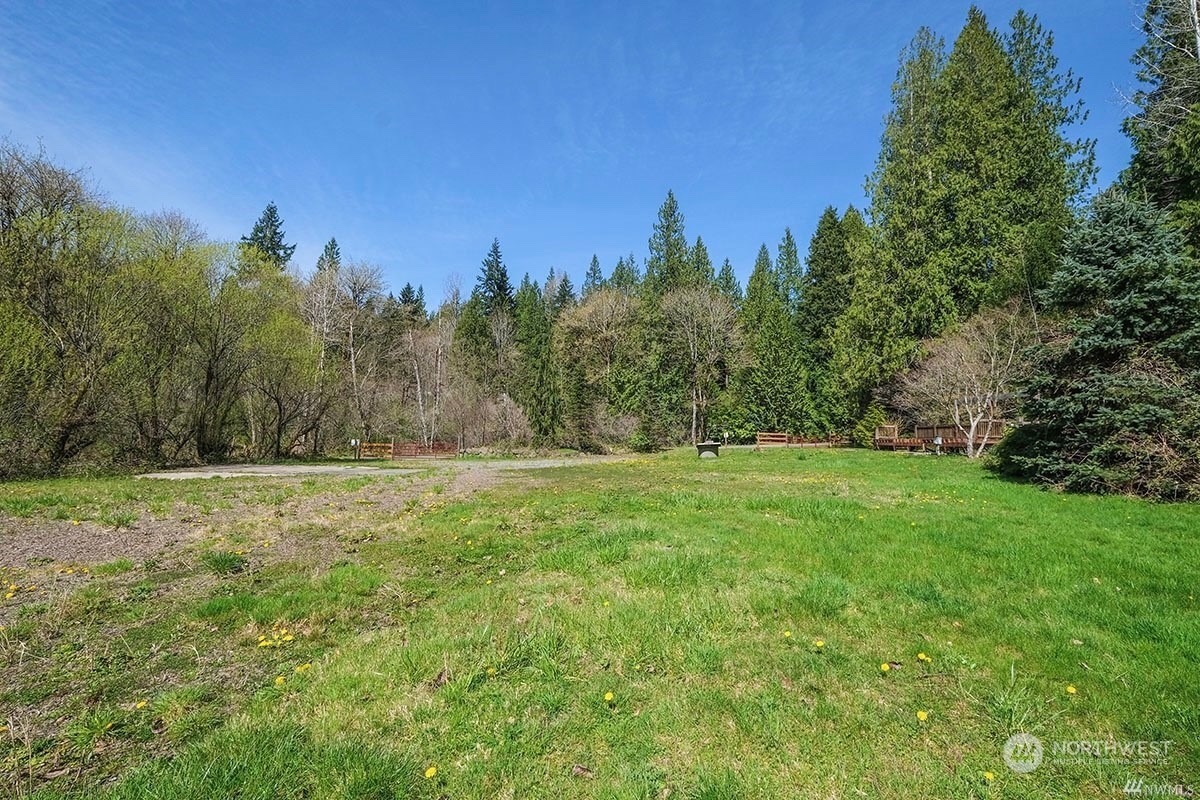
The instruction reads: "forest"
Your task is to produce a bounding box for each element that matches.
[3,2,1200,499]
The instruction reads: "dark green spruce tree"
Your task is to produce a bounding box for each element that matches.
[643,190,690,296]
[992,191,1200,499]
[513,276,561,444]
[715,258,742,305]
[477,238,515,317]
[315,237,341,272]
[583,254,605,298]
[241,202,296,268]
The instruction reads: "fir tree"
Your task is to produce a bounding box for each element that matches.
[992,191,1200,499]
[476,238,515,317]
[690,235,715,287]
[315,237,341,272]
[514,276,561,443]
[610,255,640,294]
[583,254,605,298]
[715,258,742,305]
[644,190,690,296]
[798,206,852,360]
[241,202,296,268]
[775,228,803,314]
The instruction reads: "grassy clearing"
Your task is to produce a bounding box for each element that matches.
[1,449,1197,798]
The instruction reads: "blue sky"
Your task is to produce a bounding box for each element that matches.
[1,1,1142,299]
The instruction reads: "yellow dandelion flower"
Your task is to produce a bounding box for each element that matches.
[135,700,147,709]
[880,663,891,672]
[424,766,437,779]
[984,771,995,782]
[282,634,294,642]
[604,691,614,703]
[486,579,493,585]
[814,639,825,648]
[1066,684,1077,695]
[486,667,496,676]
[295,663,311,673]
[916,710,928,722]
[4,593,12,600]
[274,676,285,686]
[783,631,792,638]
[258,640,271,647]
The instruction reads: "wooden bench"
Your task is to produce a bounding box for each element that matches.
[756,432,791,447]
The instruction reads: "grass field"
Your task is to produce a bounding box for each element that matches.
[1,448,1196,799]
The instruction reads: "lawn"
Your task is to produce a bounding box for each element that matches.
[1,449,1196,799]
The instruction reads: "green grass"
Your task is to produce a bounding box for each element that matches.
[2,449,1197,799]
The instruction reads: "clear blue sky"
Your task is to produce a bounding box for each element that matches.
[0,1,1141,299]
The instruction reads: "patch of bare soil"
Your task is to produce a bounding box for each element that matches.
[0,516,205,569]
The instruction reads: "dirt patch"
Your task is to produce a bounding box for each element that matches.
[0,516,204,569]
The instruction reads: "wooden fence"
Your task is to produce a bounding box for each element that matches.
[874,421,1007,452]
[756,432,850,448]
[358,441,459,459]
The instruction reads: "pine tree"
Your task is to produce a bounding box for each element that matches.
[315,237,341,272]
[241,202,296,268]
[867,26,955,342]
[477,238,515,317]
[715,258,742,304]
[737,244,808,433]
[992,191,1200,499]
[798,207,852,360]
[1123,0,1200,251]
[513,276,561,443]
[610,255,641,293]
[690,236,715,287]
[934,7,1030,315]
[999,10,1096,297]
[644,190,690,296]
[555,271,576,313]
[775,228,803,314]
[583,254,605,297]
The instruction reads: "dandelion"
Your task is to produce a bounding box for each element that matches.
[783,631,792,638]
[916,710,928,722]
[814,639,824,649]
[984,771,995,782]
[295,663,311,673]
[424,766,437,779]
[917,652,931,663]
[135,700,147,709]
[486,579,493,585]
[282,634,294,642]
[880,663,891,673]
[1066,684,1077,695]
[258,640,271,647]
[604,691,614,703]
[274,675,286,686]
[486,667,496,676]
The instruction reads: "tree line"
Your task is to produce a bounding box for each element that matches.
[4,2,1200,499]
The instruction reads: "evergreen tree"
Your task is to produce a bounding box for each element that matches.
[555,271,576,313]
[715,258,742,305]
[476,238,515,317]
[1123,0,1200,251]
[934,7,1033,314]
[453,291,495,389]
[798,206,852,360]
[398,282,418,307]
[992,191,1200,499]
[610,255,641,293]
[241,202,296,268]
[583,254,605,298]
[1000,9,1096,297]
[690,235,715,287]
[867,26,955,342]
[315,237,341,272]
[737,245,807,433]
[644,190,690,295]
[775,228,803,314]
[513,276,561,443]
